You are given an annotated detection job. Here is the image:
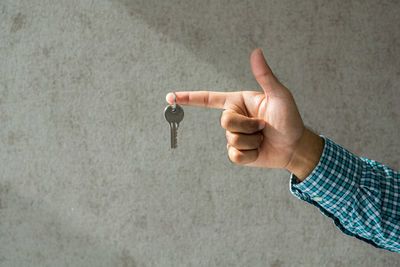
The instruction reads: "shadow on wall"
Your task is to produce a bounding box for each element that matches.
[115,0,257,83]
[113,0,331,91]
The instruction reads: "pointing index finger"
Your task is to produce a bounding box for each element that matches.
[166,91,233,109]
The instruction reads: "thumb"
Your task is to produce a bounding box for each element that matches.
[250,49,282,97]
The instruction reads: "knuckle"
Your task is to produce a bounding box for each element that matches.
[228,133,240,146]
[220,112,233,129]
[232,134,240,146]
[229,149,242,163]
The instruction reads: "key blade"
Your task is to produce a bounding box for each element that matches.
[170,122,178,149]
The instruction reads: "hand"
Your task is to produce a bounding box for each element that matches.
[166,49,323,180]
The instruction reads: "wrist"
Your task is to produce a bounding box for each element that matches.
[285,128,324,181]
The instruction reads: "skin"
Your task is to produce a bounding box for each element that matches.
[166,49,324,181]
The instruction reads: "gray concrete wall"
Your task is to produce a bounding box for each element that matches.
[1,0,399,266]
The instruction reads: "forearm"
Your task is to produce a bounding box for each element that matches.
[285,128,324,181]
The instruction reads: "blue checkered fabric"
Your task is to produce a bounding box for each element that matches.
[290,135,400,252]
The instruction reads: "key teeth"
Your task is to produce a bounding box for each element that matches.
[173,132,178,148]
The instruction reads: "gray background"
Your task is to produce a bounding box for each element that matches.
[1,0,399,266]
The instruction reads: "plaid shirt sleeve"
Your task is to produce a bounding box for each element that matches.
[290,135,400,252]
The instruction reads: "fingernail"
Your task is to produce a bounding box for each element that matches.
[258,121,265,130]
[165,92,173,104]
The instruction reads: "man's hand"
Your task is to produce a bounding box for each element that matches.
[166,49,323,181]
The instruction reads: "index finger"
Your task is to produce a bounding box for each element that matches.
[166,91,234,109]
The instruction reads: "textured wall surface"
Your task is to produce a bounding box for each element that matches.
[1,0,399,266]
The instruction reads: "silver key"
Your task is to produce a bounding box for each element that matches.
[164,104,184,149]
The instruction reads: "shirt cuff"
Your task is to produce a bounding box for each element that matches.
[288,135,397,251]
